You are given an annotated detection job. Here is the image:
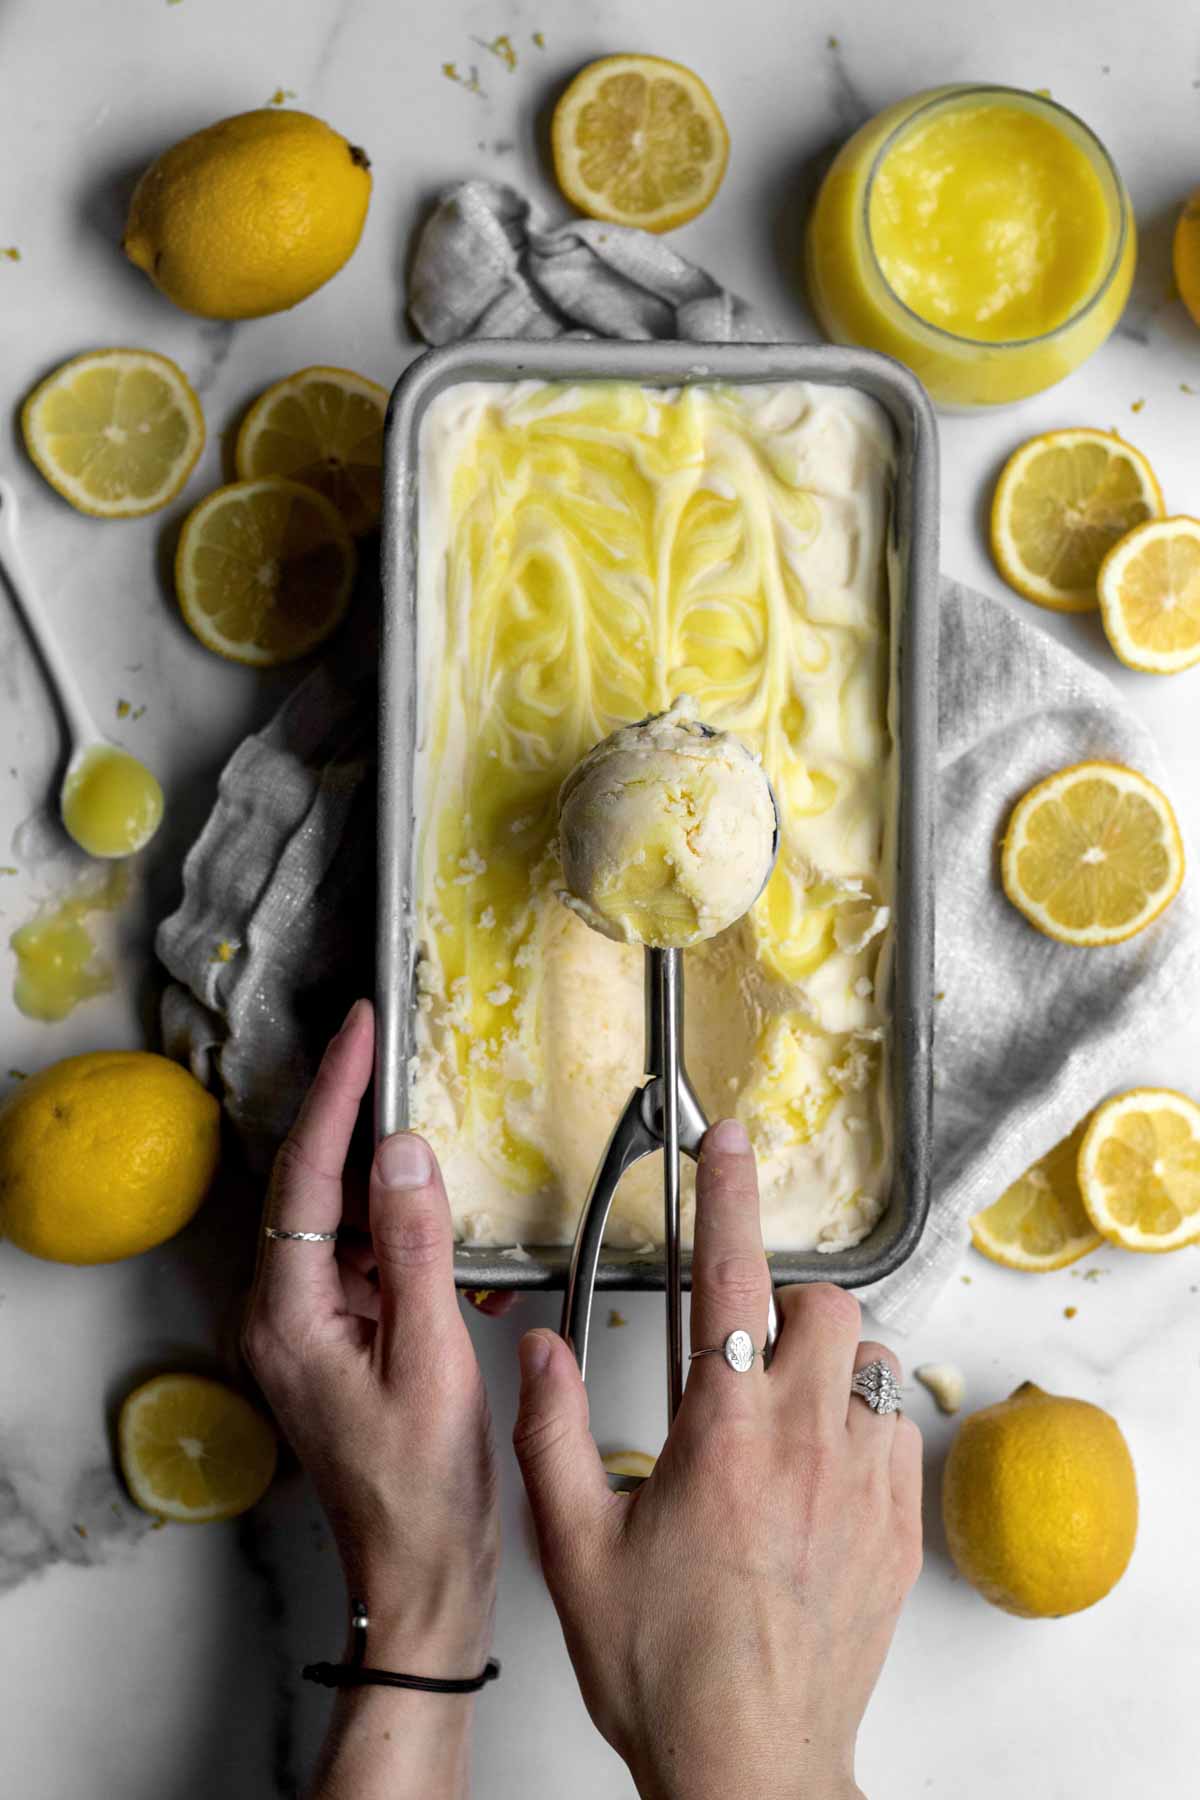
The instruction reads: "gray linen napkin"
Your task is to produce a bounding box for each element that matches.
[157,181,1200,1330]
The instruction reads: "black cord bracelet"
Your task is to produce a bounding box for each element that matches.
[301,1599,500,1696]
[302,1658,501,1695]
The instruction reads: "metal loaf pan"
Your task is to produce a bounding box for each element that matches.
[377,339,938,1292]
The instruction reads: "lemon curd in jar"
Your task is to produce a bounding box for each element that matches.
[806,86,1136,408]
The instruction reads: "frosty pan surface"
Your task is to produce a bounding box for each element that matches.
[377,339,938,1291]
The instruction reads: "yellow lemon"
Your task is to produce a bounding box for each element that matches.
[119,1373,277,1523]
[1078,1087,1200,1252]
[123,110,371,320]
[0,1051,219,1263]
[1172,189,1200,329]
[552,54,729,233]
[175,476,356,666]
[235,366,389,535]
[21,348,204,518]
[1001,760,1184,947]
[1097,516,1200,675]
[943,1382,1137,1617]
[990,428,1164,612]
[970,1119,1103,1271]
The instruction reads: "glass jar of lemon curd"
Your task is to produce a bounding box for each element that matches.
[806,85,1136,408]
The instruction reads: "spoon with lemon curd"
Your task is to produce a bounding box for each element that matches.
[0,480,163,859]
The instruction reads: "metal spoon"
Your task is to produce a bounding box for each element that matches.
[0,478,163,858]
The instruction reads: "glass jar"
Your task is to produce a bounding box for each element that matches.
[805,85,1136,409]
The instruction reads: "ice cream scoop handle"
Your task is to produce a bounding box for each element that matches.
[560,1084,661,1379]
[653,949,685,1421]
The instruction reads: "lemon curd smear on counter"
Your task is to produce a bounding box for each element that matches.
[412,380,896,1254]
[807,85,1135,408]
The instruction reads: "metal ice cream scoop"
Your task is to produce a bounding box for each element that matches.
[558,712,782,1459]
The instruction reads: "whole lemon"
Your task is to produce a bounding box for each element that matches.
[1174,189,1200,329]
[0,1052,220,1264]
[943,1381,1137,1618]
[122,110,371,319]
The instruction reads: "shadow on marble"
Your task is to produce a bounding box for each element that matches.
[74,151,163,305]
[1119,202,1184,350]
[762,135,838,335]
[918,1428,952,1572]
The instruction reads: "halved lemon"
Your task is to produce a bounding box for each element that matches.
[1001,761,1184,946]
[970,1120,1102,1270]
[235,366,389,536]
[175,476,355,666]
[1078,1088,1200,1252]
[1097,516,1200,674]
[551,54,729,233]
[990,429,1164,613]
[21,348,205,518]
[119,1373,277,1522]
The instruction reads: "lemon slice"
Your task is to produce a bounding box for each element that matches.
[235,366,389,536]
[971,1120,1102,1270]
[551,54,729,233]
[602,1449,657,1480]
[1001,760,1184,946]
[990,429,1164,613]
[21,348,205,518]
[1079,1088,1200,1252]
[175,476,356,665]
[119,1373,277,1522]
[1097,516,1200,674]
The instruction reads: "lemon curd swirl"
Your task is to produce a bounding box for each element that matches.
[413,380,896,1252]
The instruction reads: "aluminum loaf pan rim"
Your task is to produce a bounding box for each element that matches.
[377,338,939,1291]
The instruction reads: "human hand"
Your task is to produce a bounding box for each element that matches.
[513,1118,922,1800]
[243,1000,498,1798]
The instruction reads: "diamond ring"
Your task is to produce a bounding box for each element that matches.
[851,1359,902,1415]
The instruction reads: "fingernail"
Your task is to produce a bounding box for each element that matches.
[376,1132,432,1189]
[519,1332,552,1379]
[709,1117,750,1152]
[339,997,367,1035]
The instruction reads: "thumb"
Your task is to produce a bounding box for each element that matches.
[513,1329,613,1570]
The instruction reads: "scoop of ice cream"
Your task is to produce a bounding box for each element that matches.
[556,697,777,949]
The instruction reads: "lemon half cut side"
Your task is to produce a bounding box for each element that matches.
[1001,761,1184,946]
[551,54,729,233]
[175,476,356,666]
[21,349,205,518]
[1078,1088,1200,1252]
[990,429,1164,613]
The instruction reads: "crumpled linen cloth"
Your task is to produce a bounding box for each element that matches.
[157,180,1200,1330]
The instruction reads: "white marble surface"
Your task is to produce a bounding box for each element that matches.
[2,1,1200,1794]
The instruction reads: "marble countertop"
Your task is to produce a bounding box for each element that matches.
[2,0,1199,1794]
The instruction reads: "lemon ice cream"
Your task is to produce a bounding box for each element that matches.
[557,697,777,948]
[412,378,895,1252]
